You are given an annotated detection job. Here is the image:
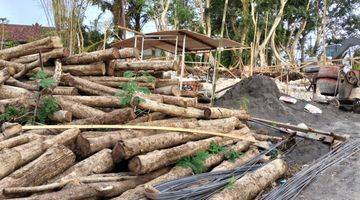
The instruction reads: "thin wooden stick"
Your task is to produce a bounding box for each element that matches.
[21,124,261,145]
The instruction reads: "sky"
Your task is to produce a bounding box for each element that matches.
[0,0,156,34]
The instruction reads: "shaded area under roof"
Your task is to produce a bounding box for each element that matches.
[111,29,242,53]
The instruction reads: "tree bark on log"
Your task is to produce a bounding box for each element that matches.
[208,159,288,200]
[133,95,204,118]
[50,110,72,123]
[1,123,23,139]
[55,95,120,107]
[15,168,169,200]
[204,107,250,120]
[138,93,198,108]
[155,79,179,88]
[113,117,240,161]
[0,145,75,197]
[76,129,155,157]
[211,147,260,172]
[0,134,41,150]
[128,137,223,174]
[126,112,167,124]
[171,86,199,98]
[50,149,113,183]
[10,48,69,64]
[0,59,23,74]
[61,48,120,65]
[0,36,62,60]
[95,80,155,89]
[118,48,140,59]
[5,77,38,91]
[0,128,79,179]
[111,60,178,71]
[0,85,33,99]
[55,97,105,119]
[62,73,119,95]
[52,87,79,95]
[114,141,249,200]
[70,108,136,125]
[0,67,11,85]
[153,85,174,95]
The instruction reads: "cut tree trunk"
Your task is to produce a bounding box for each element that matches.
[50,149,113,183]
[0,97,36,110]
[0,67,11,85]
[128,137,223,174]
[153,85,174,95]
[204,107,250,120]
[0,59,24,73]
[171,87,199,98]
[0,145,75,197]
[126,112,167,124]
[138,93,197,108]
[52,87,79,95]
[5,77,38,91]
[1,122,22,139]
[61,48,120,65]
[50,110,72,123]
[0,36,62,60]
[111,60,178,71]
[0,85,33,99]
[11,48,69,64]
[115,141,249,200]
[55,97,105,119]
[133,95,204,118]
[70,108,135,125]
[62,73,119,95]
[55,95,121,107]
[211,147,260,171]
[0,134,40,150]
[15,168,169,200]
[76,129,155,157]
[209,159,288,200]
[118,47,140,59]
[155,79,179,88]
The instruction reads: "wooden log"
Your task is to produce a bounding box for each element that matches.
[153,85,174,95]
[128,137,223,174]
[115,141,249,200]
[50,110,72,123]
[15,168,169,200]
[5,77,38,91]
[56,97,105,119]
[62,48,120,65]
[211,147,260,172]
[126,112,167,124]
[50,149,113,183]
[0,85,33,99]
[113,117,241,161]
[0,145,75,196]
[111,60,178,71]
[118,47,140,59]
[138,93,198,108]
[76,130,155,157]
[0,67,11,85]
[31,62,106,76]
[52,87,79,95]
[11,48,69,64]
[0,97,36,109]
[0,36,62,60]
[62,73,119,95]
[204,107,251,120]
[208,159,288,200]
[114,70,164,78]
[0,59,23,73]
[55,95,120,107]
[95,80,155,89]
[70,108,136,125]
[171,86,199,97]
[229,127,270,149]
[133,95,204,118]
[1,122,22,140]
[81,76,148,82]
[155,79,179,88]
[0,134,41,150]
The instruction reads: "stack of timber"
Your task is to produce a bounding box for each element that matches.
[0,37,288,199]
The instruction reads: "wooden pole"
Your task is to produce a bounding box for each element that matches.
[179,35,187,90]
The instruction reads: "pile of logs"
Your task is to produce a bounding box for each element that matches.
[0,37,287,200]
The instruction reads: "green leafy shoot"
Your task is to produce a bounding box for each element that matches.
[224,150,242,162]
[208,141,226,154]
[177,151,210,174]
[117,81,150,106]
[123,70,135,78]
[240,96,250,111]
[31,70,55,89]
[224,176,237,189]
[37,96,59,123]
[0,106,27,122]
[141,71,156,83]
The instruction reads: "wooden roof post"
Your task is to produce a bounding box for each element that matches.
[179,34,187,90]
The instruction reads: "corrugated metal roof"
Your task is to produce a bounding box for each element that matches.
[111,29,241,53]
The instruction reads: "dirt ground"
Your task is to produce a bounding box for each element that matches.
[215,75,360,200]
